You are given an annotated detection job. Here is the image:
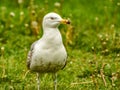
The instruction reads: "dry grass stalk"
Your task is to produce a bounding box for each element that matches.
[71,81,93,85]
[100,63,107,87]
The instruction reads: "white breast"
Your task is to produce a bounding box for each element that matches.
[30,31,67,73]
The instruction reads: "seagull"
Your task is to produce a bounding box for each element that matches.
[27,12,70,90]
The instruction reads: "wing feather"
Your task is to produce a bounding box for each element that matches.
[27,41,38,69]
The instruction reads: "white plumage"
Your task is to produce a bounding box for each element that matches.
[27,12,70,90]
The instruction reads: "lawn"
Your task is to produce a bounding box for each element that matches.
[0,0,120,90]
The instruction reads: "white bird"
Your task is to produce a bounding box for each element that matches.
[27,12,70,90]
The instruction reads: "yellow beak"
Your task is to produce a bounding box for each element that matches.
[60,19,70,24]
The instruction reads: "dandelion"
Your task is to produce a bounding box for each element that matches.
[31,10,36,15]
[105,49,109,52]
[105,34,108,37]
[110,24,115,29]
[97,74,101,78]
[1,25,4,29]
[95,17,99,21]
[117,2,120,6]
[111,72,117,86]
[117,54,120,57]
[70,61,73,64]
[31,21,38,28]
[18,0,23,4]
[1,6,6,11]
[20,11,24,16]
[1,46,5,52]
[106,38,109,41]
[98,34,103,39]
[91,46,95,50]
[31,21,39,35]
[24,23,29,28]
[102,41,107,45]
[1,46,5,55]
[9,86,14,90]
[10,24,14,28]
[54,2,61,7]
[10,12,15,17]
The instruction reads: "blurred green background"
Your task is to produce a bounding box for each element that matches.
[0,0,120,90]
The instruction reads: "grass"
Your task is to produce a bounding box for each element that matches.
[0,0,120,90]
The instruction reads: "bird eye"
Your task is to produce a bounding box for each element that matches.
[50,17,54,20]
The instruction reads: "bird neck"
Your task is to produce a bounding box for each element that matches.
[42,27,63,45]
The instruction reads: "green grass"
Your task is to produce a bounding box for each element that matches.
[0,0,120,90]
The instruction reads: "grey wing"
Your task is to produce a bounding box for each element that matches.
[61,56,67,70]
[27,41,38,69]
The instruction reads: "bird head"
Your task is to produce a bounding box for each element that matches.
[42,12,70,29]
